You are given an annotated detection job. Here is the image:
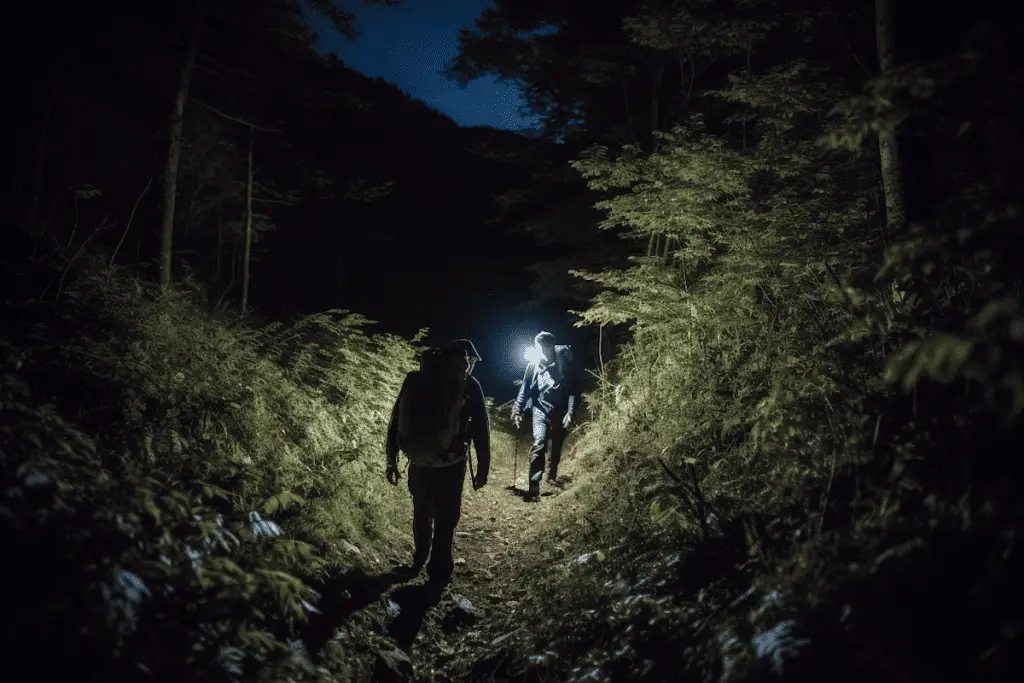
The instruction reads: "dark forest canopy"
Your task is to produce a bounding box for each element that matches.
[1,1,576,345]
[0,0,623,397]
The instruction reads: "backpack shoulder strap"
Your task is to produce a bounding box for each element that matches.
[526,361,539,386]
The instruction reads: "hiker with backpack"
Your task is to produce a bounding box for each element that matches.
[385,339,490,585]
[511,331,578,501]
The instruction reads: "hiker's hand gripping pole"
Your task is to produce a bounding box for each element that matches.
[513,417,522,489]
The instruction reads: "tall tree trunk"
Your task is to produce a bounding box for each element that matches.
[647,232,657,257]
[25,55,64,233]
[215,209,223,282]
[159,0,204,290]
[620,75,635,142]
[677,54,688,108]
[183,100,279,311]
[241,126,254,314]
[183,176,200,240]
[742,40,753,150]
[678,49,696,111]
[651,60,664,148]
[874,0,905,234]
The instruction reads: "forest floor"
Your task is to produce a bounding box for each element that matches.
[414,442,575,682]
[310,432,579,682]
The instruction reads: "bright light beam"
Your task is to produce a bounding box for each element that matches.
[523,345,543,365]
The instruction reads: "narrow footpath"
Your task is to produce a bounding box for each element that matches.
[386,433,578,682]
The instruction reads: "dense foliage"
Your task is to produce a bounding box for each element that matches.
[450,1,1024,681]
[1,256,418,681]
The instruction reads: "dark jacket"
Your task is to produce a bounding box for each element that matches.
[386,375,491,478]
[513,345,578,417]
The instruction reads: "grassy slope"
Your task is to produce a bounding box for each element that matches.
[439,35,1024,683]
[448,374,1023,683]
[1,255,421,682]
[4,259,1021,683]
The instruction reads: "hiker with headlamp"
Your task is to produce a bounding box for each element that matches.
[385,339,490,586]
[511,331,578,501]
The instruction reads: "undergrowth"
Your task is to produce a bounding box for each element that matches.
[458,15,1024,683]
[1,255,420,682]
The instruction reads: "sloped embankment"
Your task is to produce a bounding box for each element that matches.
[0,258,422,682]
[430,415,1024,683]
[5,259,1021,683]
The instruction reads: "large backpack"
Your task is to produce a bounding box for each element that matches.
[555,345,573,373]
[396,349,468,467]
[530,344,574,409]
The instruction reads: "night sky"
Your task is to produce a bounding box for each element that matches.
[301,1,571,400]
[307,0,540,131]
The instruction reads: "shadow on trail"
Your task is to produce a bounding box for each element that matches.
[505,475,573,500]
[386,580,448,651]
[302,567,411,652]
[505,485,530,500]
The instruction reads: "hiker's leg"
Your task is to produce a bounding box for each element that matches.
[548,410,567,482]
[528,409,549,495]
[427,461,467,583]
[407,465,432,568]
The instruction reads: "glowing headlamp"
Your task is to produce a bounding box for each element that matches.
[523,345,544,364]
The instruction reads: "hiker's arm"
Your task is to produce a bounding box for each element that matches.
[385,380,405,468]
[468,378,491,480]
[566,363,579,416]
[512,364,533,415]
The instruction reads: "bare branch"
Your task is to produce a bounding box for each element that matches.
[657,456,685,486]
[57,217,112,301]
[189,98,282,132]
[110,178,152,267]
[827,2,873,78]
[252,196,299,205]
[197,52,260,79]
[167,37,261,80]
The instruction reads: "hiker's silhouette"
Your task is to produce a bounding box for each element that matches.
[387,580,448,651]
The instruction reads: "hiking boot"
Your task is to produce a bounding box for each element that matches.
[396,553,427,577]
[524,485,540,502]
[426,563,453,587]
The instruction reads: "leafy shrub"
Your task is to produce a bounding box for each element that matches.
[471,12,1024,683]
[568,56,877,538]
[1,256,422,681]
[10,257,419,570]
[1,343,327,682]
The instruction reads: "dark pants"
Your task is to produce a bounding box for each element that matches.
[529,407,566,491]
[407,460,466,581]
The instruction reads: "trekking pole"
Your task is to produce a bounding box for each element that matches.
[512,420,520,489]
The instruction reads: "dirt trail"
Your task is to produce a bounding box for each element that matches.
[385,434,576,681]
